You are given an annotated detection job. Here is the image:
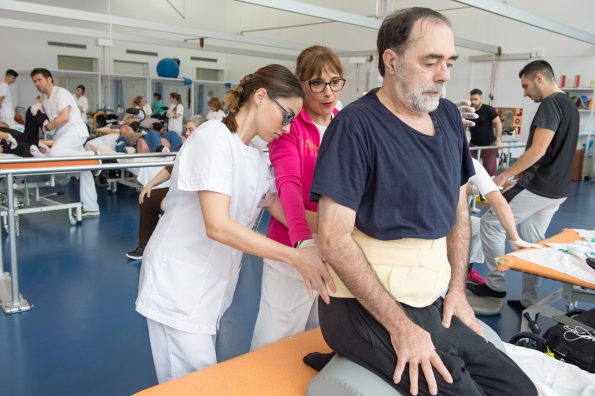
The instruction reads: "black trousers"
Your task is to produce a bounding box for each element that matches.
[138,188,168,248]
[318,297,537,396]
[0,126,33,157]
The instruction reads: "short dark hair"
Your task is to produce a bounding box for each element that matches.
[30,68,53,83]
[153,92,161,100]
[76,84,86,94]
[470,88,482,96]
[377,7,451,77]
[6,69,18,78]
[518,60,555,81]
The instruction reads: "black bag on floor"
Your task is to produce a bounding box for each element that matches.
[543,308,595,373]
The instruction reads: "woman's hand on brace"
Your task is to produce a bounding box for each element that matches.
[509,239,543,250]
[292,239,336,304]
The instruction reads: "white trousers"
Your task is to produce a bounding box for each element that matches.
[480,188,565,306]
[49,133,99,211]
[147,318,217,384]
[469,216,483,264]
[250,259,319,351]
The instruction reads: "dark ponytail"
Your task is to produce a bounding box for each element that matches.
[222,64,303,132]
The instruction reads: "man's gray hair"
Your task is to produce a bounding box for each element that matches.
[188,114,206,127]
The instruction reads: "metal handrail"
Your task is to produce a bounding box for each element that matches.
[0,151,176,165]
[0,154,175,314]
[468,142,526,151]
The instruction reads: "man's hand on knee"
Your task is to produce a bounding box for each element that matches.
[390,319,453,395]
[442,290,484,338]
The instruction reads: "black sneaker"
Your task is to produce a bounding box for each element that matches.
[126,246,144,260]
[466,282,507,298]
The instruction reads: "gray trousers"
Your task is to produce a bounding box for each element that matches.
[480,186,565,306]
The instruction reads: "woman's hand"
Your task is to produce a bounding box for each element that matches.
[138,185,152,204]
[292,239,336,304]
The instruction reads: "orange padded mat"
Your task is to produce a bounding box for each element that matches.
[135,328,331,396]
[497,228,595,289]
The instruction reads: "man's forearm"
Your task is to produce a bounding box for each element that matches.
[500,146,542,179]
[321,232,409,332]
[446,192,470,293]
[494,118,502,138]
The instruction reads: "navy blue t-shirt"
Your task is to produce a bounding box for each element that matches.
[310,89,474,240]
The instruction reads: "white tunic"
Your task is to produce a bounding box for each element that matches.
[206,109,225,121]
[43,86,88,140]
[0,81,15,125]
[167,103,184,133]
[136,120,273,334]
[76,95,89,116]
[469,158,498,196]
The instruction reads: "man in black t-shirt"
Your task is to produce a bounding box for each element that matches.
[310,7,535,396]
[468,60,579,311]
[469,88,502,175]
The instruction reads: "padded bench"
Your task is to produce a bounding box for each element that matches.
[135,322,504,396]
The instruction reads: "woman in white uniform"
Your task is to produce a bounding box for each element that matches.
[166,92,184,136]
[135,64,335,383]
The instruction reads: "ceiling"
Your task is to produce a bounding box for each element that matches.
[1,0,594,59]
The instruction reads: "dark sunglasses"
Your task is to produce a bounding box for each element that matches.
[269,95,296,126]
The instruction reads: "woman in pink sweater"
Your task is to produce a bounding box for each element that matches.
[251,46,344,349]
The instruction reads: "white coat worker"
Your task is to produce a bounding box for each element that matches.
[0,69,18,126]
[30,68,100,216]
[73,84,89,118]
[135,64,336,384]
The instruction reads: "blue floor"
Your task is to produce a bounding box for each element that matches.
[0,179,593,395]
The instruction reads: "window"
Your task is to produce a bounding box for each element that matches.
[196,68,222,81]
[57,55,97,72]
[114,60,149,76]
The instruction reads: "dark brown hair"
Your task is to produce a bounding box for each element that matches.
[518,60,555,81]
[208,97,223,111]
[222,64,303,132]
[377,7,450,77]
[295,45,343,81]
[30,68,53,83]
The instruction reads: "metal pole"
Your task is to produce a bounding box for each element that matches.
[6,173,20,306]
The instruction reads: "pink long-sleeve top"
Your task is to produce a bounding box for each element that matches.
[266,107,339,247]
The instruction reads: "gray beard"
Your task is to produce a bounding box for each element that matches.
[411,93,440,113]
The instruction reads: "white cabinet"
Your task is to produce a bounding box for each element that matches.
[564,88,594,178]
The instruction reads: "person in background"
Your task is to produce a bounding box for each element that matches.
[166,92,184,136]
[251,45,345,351]
[125,116,205,261]
[135,64,335,383]
[0,69,18,126]
[469,60,579,311]
[140,96,153,119]
[115,123,183,154]
[73,84,89,119]
[206,97,225,121]
[468,88,502,176]
[466,158,541,286]
[31,68,100,217]
[151,92,166,117]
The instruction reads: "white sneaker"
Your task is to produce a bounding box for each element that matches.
[30,145,46,158]
[81,210,100,217]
